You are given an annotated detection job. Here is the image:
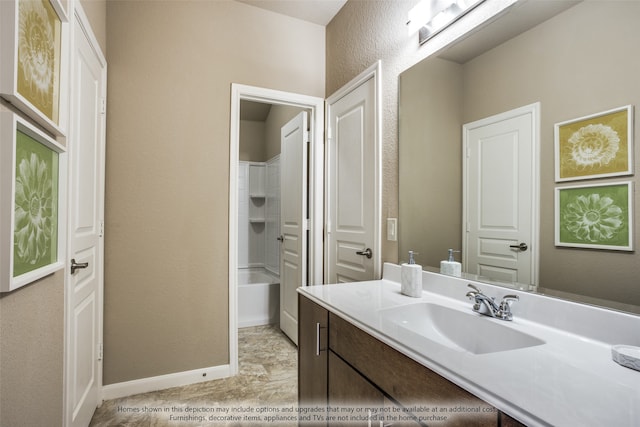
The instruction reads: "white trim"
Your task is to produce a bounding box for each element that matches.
[229,83,324,375]
[324,61,383,280]
[102,364,232,401]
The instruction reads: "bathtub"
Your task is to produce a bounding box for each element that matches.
[238,268,280,328]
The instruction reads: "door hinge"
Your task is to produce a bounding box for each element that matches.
[99,221,104,237]
[101,98,107,114]
[97,343,103,361]
[327,125,332,140]
[304,130,310,143]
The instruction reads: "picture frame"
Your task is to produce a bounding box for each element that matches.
[0,0,69,137]
[555,181,634,251]
[554,105,634,182]
[1,112,66,292]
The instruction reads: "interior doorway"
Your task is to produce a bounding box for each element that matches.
[229,84,324,374]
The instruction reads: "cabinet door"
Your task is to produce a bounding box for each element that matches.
[298,295,328,406]
[328,351,384,427]
[329,313,499,426]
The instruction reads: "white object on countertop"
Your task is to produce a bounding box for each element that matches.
[440,248,461,277]
[401,250,422,297]
[612,345,640,371]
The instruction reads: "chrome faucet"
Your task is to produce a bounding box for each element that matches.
[466,284,519,321]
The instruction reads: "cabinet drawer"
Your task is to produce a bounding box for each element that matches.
[329,313,498,427]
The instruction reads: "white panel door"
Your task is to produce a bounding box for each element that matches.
[326,75,377,283]
[279,112,308,344]
[463,103,539,287]
[66,8,106,427]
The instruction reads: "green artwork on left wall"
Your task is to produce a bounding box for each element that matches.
[13,128,59,277]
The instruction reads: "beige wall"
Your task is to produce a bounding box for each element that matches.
[0,273,64,427]
[264,105,307,160]
[398,58,463,267]
[239,120,266,161]
[80,0,107,55]
[0,2,106,426]
[326,0,515,265]
[104,0,324,384]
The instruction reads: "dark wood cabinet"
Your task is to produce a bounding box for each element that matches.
[298,293,329,426]
[298,294,527,427]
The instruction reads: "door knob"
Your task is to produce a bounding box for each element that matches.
[356,248,372,259]
[277,235,284,242]
[70,258,89,274]
[509,243,528,252]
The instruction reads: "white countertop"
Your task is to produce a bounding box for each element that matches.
[298,263,640,427]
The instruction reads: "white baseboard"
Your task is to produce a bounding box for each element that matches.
[101,364,232,401]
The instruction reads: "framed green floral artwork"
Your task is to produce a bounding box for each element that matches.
[1,112,66,292]
[555,181,633,251]
[0,0,68,137]
[554,106,634,182]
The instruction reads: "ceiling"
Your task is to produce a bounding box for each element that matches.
[236,0,347,26]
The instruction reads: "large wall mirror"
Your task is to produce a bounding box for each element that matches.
[399,0,640,314]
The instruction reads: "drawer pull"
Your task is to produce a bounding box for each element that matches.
[316,322,327,356]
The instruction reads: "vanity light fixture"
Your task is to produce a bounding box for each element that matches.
[407,0,485,44]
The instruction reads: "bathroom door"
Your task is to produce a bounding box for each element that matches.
[65,6,107,427]
[463,103,539,287]
[325,63,380,283]
[279,111,308,344]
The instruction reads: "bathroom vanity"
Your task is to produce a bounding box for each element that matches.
[297,263,640,426]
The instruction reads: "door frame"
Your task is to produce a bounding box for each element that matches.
[324,61,382,281]
[229,84,323,374]
[462,102,540,287]
[64,2,107,424]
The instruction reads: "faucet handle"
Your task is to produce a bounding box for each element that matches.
[500,294,519,305]
[499,295,519,320]
[466,283,481,299]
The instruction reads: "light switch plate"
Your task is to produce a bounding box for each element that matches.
[387,218,398,241]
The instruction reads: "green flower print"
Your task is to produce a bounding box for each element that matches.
[563,193,623,243]
[14,152,54,265]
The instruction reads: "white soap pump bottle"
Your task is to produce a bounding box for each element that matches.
[440,249,462,277]
[401,251,422,297]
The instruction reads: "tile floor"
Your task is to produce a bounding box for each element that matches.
[89,325,298,426]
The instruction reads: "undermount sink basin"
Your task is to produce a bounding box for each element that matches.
[380,302,545,355]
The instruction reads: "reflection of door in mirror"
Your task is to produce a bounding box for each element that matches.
[462,104,539,289]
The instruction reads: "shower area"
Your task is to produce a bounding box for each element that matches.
[237,159,281,328]
[237,100,307,330]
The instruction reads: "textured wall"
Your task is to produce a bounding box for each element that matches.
[0,273,64,427]
[104,0,324,384]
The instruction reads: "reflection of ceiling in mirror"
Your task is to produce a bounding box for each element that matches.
[438,0,580,63]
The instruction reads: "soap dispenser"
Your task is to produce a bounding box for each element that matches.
[440,249,462,277]
[401,251,422,297]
